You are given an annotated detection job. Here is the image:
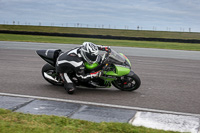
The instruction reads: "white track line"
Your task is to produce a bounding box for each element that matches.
[0,92,200,117]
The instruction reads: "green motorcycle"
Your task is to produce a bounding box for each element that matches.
[37,48,141,91]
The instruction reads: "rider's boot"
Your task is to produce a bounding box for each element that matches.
[61,73,76,94]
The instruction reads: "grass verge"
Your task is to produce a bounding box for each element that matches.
[0,108,178,133]
[1,24,200,40]
[1,33,200,51]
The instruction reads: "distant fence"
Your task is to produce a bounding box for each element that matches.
[1,30,200,44]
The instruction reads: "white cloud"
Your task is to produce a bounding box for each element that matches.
[0,0,200,31]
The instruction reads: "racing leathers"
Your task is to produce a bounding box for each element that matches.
[56,45,110,94]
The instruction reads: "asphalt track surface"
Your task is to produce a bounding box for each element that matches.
[0,41,200,114]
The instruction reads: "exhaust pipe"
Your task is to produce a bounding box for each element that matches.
[44,72,59,83]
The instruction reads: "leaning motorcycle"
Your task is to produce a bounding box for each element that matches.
[36,48,141,93]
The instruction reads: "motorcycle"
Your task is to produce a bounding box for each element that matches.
[36,48,141,92]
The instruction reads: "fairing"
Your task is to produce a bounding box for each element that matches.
[103,49,131,77]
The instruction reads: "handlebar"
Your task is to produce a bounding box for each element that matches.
[102,50,111,64]
[101,51,111,71]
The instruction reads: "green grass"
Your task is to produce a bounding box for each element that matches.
[1,33,200,51]
[1,24,200,40]
[0,108,178,133]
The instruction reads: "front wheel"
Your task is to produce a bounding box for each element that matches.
[112,71,141,91]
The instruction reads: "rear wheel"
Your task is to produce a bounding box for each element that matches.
[42,63,63,86]
[112,71,141,91]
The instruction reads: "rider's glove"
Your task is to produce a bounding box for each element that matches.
[105,46,111,53]
[90,70,102,78]
[99,45,111,53]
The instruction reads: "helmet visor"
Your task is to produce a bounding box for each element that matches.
[86,52,97,61]
[82,51,98,64]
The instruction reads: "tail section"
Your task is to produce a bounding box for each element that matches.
[36,49,62,66]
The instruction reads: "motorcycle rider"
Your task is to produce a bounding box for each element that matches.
[56,42,111,94]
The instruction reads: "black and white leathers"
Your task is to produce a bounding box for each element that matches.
[57,47,92,80]
[56,44,110,93]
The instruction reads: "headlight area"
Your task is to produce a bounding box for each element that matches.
[115,60,131,69]
[123,60,131,69]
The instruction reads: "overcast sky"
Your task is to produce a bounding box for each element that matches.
[0,0,200,32]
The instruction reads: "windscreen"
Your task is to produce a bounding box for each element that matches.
[108,49,125,64]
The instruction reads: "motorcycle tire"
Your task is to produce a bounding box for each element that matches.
[42,63,64,86]
[112,71,141,91]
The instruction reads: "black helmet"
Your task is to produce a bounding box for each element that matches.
[80,42,100,64]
